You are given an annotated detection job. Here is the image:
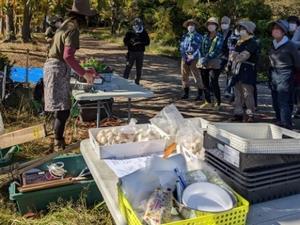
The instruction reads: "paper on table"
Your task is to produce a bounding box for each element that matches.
[104,156,151,178]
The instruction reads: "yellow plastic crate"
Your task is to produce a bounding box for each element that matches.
[118,186,249,225]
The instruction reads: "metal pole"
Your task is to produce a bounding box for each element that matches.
[128,98,131,122]
[25,49,29,84]
[96,101,101,128]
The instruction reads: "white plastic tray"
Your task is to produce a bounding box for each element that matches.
[89,124,166,159]
[207,123,300,154]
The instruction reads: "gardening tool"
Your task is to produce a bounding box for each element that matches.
[18,177,75,193]
[0,141,80,177]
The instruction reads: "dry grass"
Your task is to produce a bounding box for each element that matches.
[0,85,114,224]
[0,106,115,224]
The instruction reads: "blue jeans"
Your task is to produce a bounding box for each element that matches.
[271,68,294,128]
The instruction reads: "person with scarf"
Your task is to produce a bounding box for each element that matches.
[230,20,259,122]
[269,20,300,129]
[198,17,224,110]
[44,0,97,151]
[180,19,204,100]
[123,18,150,85]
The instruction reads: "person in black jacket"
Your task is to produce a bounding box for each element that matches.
[123,18,150,85]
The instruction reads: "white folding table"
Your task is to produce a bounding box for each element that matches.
[72,75,153,127]
[80,139,300,225]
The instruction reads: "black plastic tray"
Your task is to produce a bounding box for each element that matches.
[205,150,300,178]
[203,134,300,172]
[206,155,300,188]
[213,168,300,203]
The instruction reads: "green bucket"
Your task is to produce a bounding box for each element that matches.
[9,154,103,215]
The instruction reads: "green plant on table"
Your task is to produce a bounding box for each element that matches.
[81,58,113,74]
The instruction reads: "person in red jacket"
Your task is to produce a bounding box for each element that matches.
[43,0,97,151]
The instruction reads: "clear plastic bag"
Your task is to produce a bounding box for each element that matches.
[176,119,205,155]
[150,104,185,137]
[0,112,4,135]
[143,188,173,225]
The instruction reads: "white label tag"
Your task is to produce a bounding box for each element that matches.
[223,145,240,168]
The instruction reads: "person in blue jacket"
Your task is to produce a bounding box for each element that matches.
[180,19,204,100]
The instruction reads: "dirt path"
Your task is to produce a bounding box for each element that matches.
[0,33,275,124]
[77,34,274,123]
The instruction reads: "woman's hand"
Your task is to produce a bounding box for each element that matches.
[83,68,96,84]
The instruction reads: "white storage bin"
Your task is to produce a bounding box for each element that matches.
[207,123,300,154]
[89,124,166,159]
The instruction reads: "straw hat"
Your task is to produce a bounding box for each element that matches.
[68,0,97,16]
[183,19,200,28]
[206,17,219,26]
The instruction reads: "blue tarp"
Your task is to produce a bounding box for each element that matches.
[11,66,43,84]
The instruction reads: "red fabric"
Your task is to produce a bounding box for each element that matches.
[295,69,300,87]
[63,46,85,76]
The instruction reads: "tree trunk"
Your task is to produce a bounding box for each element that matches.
[110,0,118,36]
[4,2,16,42]
[22,0,32,43]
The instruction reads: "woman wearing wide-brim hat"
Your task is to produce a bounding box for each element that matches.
[198,17,224,110]
[180,19,204,100]
[44,0,97,151]
[183,19,200,29]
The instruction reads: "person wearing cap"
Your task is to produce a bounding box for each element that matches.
[230,20,259,122]
[123,18,150,85]
[180,19,204,100]
[269,20,300,129]
[198,17,224,110]
[45,15,63,45]
[44,0,97,151]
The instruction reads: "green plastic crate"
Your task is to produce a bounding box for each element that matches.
[9,154,102,215]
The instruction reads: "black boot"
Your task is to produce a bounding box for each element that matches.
[195,89,203,101]
[181,87,189,99]
[229,115,243,122]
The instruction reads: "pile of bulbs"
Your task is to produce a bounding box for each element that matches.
[96,126,161,146]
